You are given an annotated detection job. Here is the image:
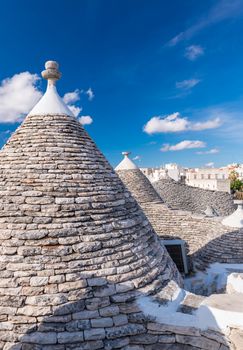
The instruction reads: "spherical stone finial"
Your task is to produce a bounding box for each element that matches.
[122,151,131,157]
[45,60,59,70]
[41,60,61,83]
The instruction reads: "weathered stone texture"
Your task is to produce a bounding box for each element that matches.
[116,169,162,204]
[0,57,235,349]
[153,178,234,216]
[117,169,243,270]
[0,113,186,349]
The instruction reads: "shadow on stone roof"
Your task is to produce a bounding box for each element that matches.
[192,229,243,270]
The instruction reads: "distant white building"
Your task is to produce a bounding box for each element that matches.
[165,163,186,182]
[186,168,230,193]
[140,163,186,183]
[140,167,166,183]
[218,163,243,180]
[233,165,243,180]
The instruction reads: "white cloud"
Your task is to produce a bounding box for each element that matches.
[133,155,141,161]
[144,113,188,134]
[64,88,94,115]
[0,72,42,123]
[0,71,92,122]
[161,140,206,152]
[86,88,94,101]
[205,162,214,167]
[191,118,222,131]
[168,0,243,46]
[79,115,93,125]
[185,45,204,61]
[64,88,95,103]
[208,148,219,154]
[143,112,222,134]
[168,33,184,46]
[196,148,219,155]
[176,79,201,90]
[68,105,82,117]
[62,89,83,117]
[63,89,80,104]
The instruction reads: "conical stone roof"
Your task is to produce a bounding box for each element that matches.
[0,61,182,349]
[115,154,243,273]
[115,153,162,204]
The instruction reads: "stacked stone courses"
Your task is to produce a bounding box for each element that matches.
[114,169,162,204]
[0,61,236,349]
[153,178,235,216]
[0,111,185,349]
[116,168,243,270]
[141,203,243,270]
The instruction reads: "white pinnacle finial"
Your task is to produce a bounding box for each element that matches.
[28,60,74,117]
[122,151,131,157]
[41,61,61,86]
[115,151,138,170]
[222,200,243,228]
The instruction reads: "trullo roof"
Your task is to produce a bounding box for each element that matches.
[115,152,162,204]
[0,61,181,348]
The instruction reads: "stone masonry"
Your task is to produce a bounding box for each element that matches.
[153,178,235,217]
[0,110,186,349]
[0,61,233,350]
[114,169,162,205]
[116,168,243,271]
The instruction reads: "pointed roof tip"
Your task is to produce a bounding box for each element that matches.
[28,60,75,117]
[222,200,243,228]
[115,151,138,171]
[122,151,131,157]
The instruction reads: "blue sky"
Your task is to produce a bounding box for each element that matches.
[0,0,243,168]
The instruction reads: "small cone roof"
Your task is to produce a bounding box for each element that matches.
[115,151,138,170]
[222,200,243,228]
[116,152,163,204]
